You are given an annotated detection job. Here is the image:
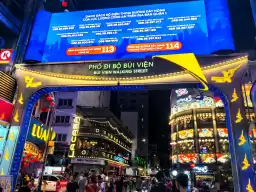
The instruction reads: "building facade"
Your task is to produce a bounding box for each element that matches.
[70,106,133,175]
[170,88,255,189]
[111,91,149,160]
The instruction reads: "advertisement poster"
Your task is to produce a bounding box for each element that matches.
[0,176,12,192]
[25,0,234,63]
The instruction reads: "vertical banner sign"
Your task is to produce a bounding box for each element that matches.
[68,116,80,158]
[0,126,19,176]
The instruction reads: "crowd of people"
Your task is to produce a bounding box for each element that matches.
[16,170,220,192]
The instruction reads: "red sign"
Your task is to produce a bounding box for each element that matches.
[0,49,12,64]
[0,98,14,123]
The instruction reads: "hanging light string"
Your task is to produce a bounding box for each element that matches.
[52,108,132,143]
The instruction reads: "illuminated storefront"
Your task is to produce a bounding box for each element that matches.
[69,107,133,174]
[170,87,255,186]
[21,117,56,174]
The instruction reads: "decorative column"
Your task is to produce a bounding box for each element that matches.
[207,55,255,192]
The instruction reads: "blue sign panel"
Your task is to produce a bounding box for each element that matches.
[26,118,50,147]
[25,0,234,63]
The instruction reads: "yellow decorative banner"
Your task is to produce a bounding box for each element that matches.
[231,88,239,103]
[154,53,209,91]
[235,108,243,123]
[211,63,243,83]
[24,76,42,88]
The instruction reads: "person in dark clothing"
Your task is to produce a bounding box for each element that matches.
[175,173,189,192]
[150,171,166,192]
[67,176,79,192]
[115,176,124,192]
[18,181,31,192]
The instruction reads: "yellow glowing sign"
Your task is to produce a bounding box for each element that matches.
[246,179,254,192]
[68,116,80,158]
[31,124,56,142]
[239,130,246,146]
[211,63,243,83]
[24,76,42,88]
[18,92,24,105]
[9,131,14,141]
[3,149,9,161]
[14,111,19,123]
[235,108,243,123]
[242,154,250,170]
[231,88,239,103]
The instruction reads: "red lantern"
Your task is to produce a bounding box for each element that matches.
[46,96,52,101]
[62,1,68,7]
[50,101,55,106]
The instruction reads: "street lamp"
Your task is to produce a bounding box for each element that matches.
[142,138,146,142]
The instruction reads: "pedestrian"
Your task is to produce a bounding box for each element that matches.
[98,175,106,192]
[18,181,31,192]
[175,173,189,192]
[135,176,142,191]
[66,176,79,192]
[150,171,166,192]
[86,175,98,192]
[108,177,114,192]
[115,176,123,192]
[27,179,36,192]
[78,173,88,192]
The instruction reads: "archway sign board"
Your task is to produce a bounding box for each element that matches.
[4,53,255,192]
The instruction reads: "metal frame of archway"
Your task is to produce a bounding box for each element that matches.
[2,53,254,192]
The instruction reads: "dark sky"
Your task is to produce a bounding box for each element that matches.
[148,90,170,168]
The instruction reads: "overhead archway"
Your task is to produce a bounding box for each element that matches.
[3,53,254,192]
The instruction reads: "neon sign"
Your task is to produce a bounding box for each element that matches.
[114,156,125,163]
[193,166,208,173]
[176,95,192,105]
[31,124,55,142]
[175,89,188,97]
[68,116,80,158]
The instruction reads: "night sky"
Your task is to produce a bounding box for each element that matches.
[148,90,170,168]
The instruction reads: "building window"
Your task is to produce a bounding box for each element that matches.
[55,134,67,142]
[55,116,70,123]
[59,99,73,106]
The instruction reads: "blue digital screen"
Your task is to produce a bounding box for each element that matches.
[25,0,234,63]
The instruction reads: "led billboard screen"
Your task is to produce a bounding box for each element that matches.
[25,0,234,63]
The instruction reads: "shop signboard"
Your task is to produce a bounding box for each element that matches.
[71,158,105,165]
[0,175,12,192]
[25,0,234,63]
[193,166,208,173]
[0,99,14,124]
[0,49,12,64]
[27,118,56,146]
